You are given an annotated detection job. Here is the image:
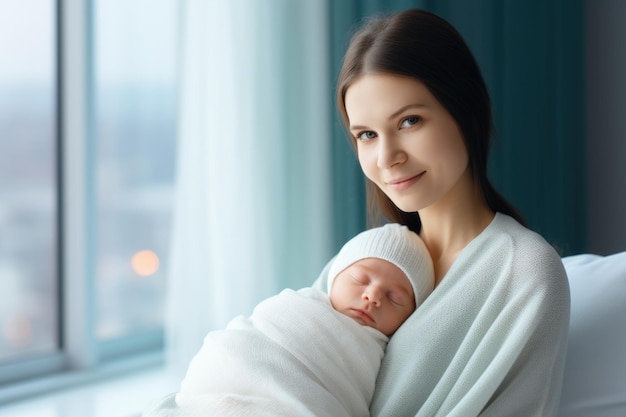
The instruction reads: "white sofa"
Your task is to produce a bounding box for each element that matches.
[558,251,626,417]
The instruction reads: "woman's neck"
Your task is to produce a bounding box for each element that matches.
[418,187,494,285]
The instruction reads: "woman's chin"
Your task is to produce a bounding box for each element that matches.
[389,198,422,214]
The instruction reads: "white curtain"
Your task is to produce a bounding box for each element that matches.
[165,0,333,378]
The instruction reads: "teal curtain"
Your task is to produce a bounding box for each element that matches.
[329,0,585,256]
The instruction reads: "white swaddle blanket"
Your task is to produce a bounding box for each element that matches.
[174,287,387,417]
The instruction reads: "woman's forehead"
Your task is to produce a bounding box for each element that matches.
[345,73,435,123]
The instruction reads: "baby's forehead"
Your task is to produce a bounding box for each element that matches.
[349,258,413,287]
[349,256,395,271]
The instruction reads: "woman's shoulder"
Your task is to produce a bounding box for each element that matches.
[491,213,562,257]
[488,212,568,285]
[447,213,570,314]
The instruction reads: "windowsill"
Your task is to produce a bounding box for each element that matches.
[0,363,179,417]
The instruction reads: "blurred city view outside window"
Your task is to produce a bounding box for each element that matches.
[93,0,178,347]
[0,1,58,362]
[0,0,179,367]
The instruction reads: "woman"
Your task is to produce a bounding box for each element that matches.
[314,8,570,417]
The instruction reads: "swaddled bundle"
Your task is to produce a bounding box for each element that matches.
[174,287,387,417]
[149,224,434,417]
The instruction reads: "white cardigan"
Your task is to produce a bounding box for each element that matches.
[313,212,570,417]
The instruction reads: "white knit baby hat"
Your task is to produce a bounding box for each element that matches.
[327,223,435,305]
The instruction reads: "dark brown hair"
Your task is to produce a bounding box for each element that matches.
[337,9,525,231]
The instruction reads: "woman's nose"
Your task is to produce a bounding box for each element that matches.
[377,136,406,169]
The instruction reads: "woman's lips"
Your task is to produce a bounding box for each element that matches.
[386,172,424,191]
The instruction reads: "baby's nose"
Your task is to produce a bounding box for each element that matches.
[362,286,382,306]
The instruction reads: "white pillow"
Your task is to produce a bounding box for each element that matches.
[558,251,626,417]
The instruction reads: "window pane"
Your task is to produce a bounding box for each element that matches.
[94,0,178,345]
[0,1,58,361]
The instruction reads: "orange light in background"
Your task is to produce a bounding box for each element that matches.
[131,249,160,277]
[3,314,33,348]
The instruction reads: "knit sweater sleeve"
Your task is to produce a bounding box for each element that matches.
[475,236,570,417]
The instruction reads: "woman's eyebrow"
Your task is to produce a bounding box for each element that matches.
[349,124,368,132]
[349,103,427,131]
[388,103,426,120]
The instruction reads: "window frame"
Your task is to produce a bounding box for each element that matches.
[0,0,166,403]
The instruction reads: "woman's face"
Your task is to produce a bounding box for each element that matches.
[344,73,470,213]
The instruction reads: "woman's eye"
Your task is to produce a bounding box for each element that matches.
[400,116,421,128]
[356,131,377,141]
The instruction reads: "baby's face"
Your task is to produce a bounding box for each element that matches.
[330,258,415,336]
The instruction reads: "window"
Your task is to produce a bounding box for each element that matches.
[0,0,178,398]
[93,0,178,358]
[0,0,58,366]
